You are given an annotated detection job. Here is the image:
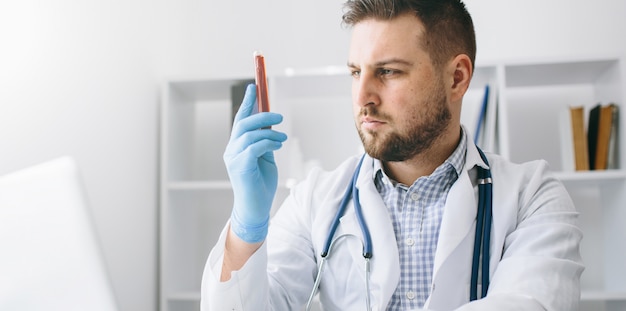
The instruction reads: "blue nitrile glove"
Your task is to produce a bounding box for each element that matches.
[224,84,287,243]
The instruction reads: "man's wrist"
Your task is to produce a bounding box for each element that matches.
[230,211,269,243]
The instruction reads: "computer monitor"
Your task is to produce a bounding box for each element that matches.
[0,157,118,311]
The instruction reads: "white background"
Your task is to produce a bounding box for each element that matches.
[1,0,624,310]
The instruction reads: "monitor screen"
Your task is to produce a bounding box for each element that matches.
[0,157,118,311]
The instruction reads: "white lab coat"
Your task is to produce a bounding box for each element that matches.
[201,134,584,311]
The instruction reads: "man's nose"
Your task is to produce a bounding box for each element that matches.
[353,72,380,108]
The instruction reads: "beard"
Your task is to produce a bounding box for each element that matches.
[356,79,451,162]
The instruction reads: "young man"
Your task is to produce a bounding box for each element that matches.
[202,0,584,310]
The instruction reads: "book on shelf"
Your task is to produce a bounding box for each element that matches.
[594,103,617,170]
[561,106,589,171]
[586,104,601,170]
[561,103,619,172]
[474,85,489,144]
[464,84,498,153]
[607,104,619,169]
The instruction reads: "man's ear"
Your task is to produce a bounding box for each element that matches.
[449,54,473,102]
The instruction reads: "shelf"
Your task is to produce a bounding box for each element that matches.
[167,291,201,302]
[581,291,626,301]
[166,299,200,311]
[167,180,301,191]
[504,59,618,87]
[168,181,232,190]
[167,78,252,102]
[554,170,626,183]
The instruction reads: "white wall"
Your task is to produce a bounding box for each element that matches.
[0,1,624,310]
[466,0,626,63]
[0,1,158,310]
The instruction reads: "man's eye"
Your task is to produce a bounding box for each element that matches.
[350,70,361,78]
[379,69,397,76]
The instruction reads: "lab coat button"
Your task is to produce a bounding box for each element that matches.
[406,291,416,300]
[405,238,415,246]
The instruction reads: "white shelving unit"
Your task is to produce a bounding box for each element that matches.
[159,55,626,311]
[494,55,626,311]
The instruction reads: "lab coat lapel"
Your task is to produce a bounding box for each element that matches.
[433,138,486,278]
[432,170,476,277]
[425,136,492,309]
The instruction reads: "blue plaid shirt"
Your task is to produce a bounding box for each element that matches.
[373,130,467,310]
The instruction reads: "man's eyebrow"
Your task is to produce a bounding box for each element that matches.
[346,59,414,68]
[374,58,414,67]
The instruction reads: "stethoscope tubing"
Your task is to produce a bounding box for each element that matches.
[471,147,493,300]
[320,155,370,258]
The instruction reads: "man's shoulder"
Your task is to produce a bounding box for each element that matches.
[485,152,554,181]
[300,154,363,189]
[486,153,573,213]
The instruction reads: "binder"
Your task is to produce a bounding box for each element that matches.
[595,103,618,170]
[587,104,601,170]
[607,104,619,169]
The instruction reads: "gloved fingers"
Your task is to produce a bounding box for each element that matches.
[244,140,283,161]
[225,128,287,156]
[231,84,284,138]
[227,140,283,174]
[231,112,283,139]
[232,84,256,124]
[258,148,276,164]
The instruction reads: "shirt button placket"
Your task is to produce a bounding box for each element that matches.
[406,290,416,300]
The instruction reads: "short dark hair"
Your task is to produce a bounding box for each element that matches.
[342,0,476,70]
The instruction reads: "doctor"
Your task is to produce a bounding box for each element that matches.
[202,0,584,310]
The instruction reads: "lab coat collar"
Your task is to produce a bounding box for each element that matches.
[368,125,480,184]
[464,125,490,171]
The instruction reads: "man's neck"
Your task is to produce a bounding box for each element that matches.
[382,127,462,185]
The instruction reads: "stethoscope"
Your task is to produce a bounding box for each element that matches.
[305,147,493,310]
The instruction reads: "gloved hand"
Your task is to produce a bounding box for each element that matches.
[224,84,288,243]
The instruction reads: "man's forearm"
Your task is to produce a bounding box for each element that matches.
[220,226,264,282]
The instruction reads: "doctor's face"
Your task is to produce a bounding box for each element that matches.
[348,13,451,162]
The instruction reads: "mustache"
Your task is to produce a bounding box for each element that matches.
[359,106,390,121]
